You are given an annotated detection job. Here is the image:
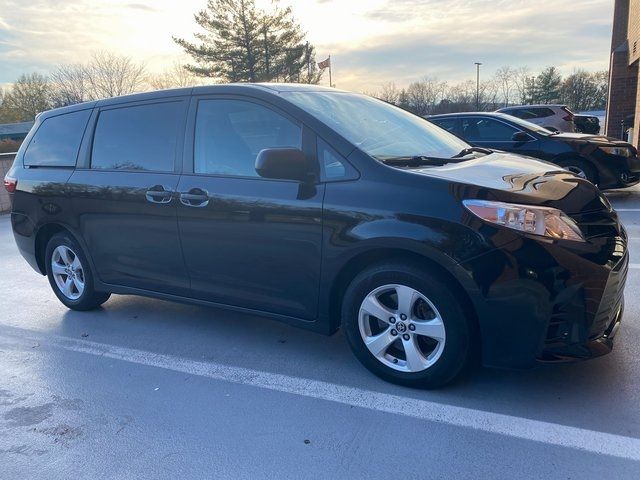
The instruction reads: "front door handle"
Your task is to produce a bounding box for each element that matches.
[180,188,209,207]
[146,185,173,204]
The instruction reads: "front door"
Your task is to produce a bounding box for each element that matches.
[462,116,541,157]
[176,97,324,320]
[68,98,190,296]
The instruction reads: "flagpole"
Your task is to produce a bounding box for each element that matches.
[329,55,332,87]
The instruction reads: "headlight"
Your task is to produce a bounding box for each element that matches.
[599,146,633,157]
[463,200,585,242]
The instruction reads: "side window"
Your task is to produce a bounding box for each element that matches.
[91,102,183,171]
[462,118,518,142]
[532,108,554,118]
[430,118,457,134]
[24,109,91,167]
[318,138,347,179]
[194,99,301,177]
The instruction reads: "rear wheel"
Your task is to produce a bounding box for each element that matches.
[342,262,472,388]
[45,233,110,310]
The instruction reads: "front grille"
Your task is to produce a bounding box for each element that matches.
[571,208,621,240]
[589,255,628,338]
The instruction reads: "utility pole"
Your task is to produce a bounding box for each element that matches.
[474,62,482,110]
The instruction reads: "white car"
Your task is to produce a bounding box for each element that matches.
[496,104,576,133]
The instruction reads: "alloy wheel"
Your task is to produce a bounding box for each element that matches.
[565,165,587,179]
[358,284,446,373]
[51,245,85,300]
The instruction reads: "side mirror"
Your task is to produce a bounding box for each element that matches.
[512,131,533,142]
[255,148,311,182]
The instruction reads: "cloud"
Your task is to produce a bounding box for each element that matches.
[0,0,615,92]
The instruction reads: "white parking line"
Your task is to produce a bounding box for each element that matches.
[630,264,640,269]
[1,329,639,462]
[614,209,640,212]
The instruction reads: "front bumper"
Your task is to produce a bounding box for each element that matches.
[597,154,640,189]
[461,230,628,369]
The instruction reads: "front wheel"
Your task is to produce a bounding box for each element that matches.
[342,263,472,388]
[45,233,111,310]
[558,158,598,185]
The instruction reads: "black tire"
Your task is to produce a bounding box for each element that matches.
[557,158,598,185]
[342,262,472,389]
[45,232,111,311]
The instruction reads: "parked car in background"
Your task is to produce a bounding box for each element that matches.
[496,104,576,132]
[574,114,601,135]
[428,112,640,189]
[4,85,629,388]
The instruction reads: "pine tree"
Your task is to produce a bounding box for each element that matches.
[173,0,322,84]
[534,67,562,104]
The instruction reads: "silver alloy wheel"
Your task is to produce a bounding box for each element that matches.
[51,245,85,300]
[358,284,446,373]
[566,165,587,179]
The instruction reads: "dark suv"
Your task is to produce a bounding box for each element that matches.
[5,84,628,388]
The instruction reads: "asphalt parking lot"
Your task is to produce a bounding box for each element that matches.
[1,188,640,479]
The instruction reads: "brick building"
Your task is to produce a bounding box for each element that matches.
[606,0,639,148]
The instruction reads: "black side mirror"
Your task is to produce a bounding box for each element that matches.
[512,131,533,142]
[255,148,311,182]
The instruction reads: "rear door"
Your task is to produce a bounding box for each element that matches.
[68,98,190,296]
[176,95,324,320]
[461,116,541,157]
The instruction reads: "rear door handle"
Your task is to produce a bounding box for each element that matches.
[145,185,173,204]
[180,188,209,207]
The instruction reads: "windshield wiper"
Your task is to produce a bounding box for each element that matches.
[379,155,450,167]
[451,146,493,158]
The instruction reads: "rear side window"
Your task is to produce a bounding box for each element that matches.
[91,102,183,172]
[24,109,91,167]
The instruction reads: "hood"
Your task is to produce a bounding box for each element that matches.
[412,152,610,215]
[550,132,630,147]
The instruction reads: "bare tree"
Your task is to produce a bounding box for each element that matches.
[50,63,88,107]
[84,52,147,99]
[148,62,205,90]
[406,77,447,116]
[377,82,401,104]
[1,73,52,121]
[494,65,515,107]
[513,66,531,104]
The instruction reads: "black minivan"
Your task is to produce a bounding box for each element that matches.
[5,84,628,388]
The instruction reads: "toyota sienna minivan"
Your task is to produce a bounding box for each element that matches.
[4,84,628,388]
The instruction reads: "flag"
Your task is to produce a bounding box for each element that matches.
[318,57,330,69]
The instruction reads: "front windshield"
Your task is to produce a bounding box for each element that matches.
[496,113,554,135]
[283,91,470,159]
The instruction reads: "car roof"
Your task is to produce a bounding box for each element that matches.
[37,83,342,120]
[497,104,566,111]
[428,112,517,121]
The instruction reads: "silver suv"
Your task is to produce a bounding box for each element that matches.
[496,104,576,133]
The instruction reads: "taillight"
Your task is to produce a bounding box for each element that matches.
[3,175,17,193]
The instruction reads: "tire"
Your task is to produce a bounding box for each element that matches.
[45,232,111,311]
[558,158,598,185]
[342,262,472,388]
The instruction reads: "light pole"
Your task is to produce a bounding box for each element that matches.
[474,62,482,110]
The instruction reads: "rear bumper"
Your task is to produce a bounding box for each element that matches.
[461,233,628,369]
[11,211,41,274]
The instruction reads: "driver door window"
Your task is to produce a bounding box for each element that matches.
[194,99,301,177]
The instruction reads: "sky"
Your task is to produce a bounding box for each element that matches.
[0,0,615,92]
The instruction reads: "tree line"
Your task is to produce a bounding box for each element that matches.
[366,66,608,116]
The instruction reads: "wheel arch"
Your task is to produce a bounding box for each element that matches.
[34,222,96,277]
[327,247,481,358]
[552,153,598,182]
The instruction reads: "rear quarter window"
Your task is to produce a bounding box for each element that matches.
[24,109,91,167]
